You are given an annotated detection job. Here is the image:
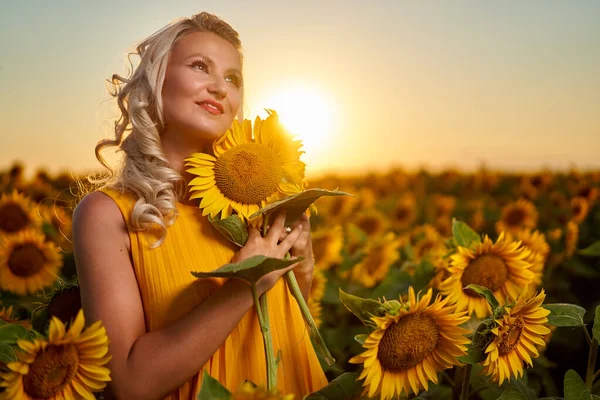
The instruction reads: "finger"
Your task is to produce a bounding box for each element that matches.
[247,225,260,240]
[265,210,286,242]
[277,223,303,253]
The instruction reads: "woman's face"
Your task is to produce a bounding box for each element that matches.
[161,31,243,145]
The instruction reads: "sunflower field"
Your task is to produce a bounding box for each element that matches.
[0,160,599,399]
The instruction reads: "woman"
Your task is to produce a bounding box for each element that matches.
[73,12,328,400]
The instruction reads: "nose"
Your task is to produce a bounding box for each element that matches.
[207,75,227,99]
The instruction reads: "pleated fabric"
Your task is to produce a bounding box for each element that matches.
[98,188,328,399]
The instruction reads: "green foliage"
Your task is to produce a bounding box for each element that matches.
[465,283,500,312]
[452,219,481,248]
[458,320,495,364]
[191,255,302,285]
[544,303,587,327]
[563,369,590,400]
[593,305,600,343]
[208,214,248,247]
[497,387,528,400]
[0,322,37,363]
[338,288,384,330]
[196,371,232,400]
[579,240,600,256]
[412,260,436,293]
[249,189,353,226]
[303,372,363,400]
[353,334,367,345]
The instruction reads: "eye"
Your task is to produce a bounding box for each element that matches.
[225,75,243,88]
[191,59,208,72]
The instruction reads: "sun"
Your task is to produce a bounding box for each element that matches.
[259,85,336,161]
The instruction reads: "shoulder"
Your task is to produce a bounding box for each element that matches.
[73,191,130,251]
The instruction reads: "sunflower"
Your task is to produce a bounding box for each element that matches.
[352,209,389,239]
[564,220,579,258]
[0,190,41,235]
[307,297,323,329]
[495,199,539,235]
[311,225,344,271]
[570,197,590,224]
[0,306,32,329]
[0,309,111,399]
[320,194,358,224]
[440,233,533,318]
[349,287,471,399]
[403,224,446,265]
[505,229,549,293]
[482,290,551,384]
[0,229,62,295]
[350,232,401,288]
[309,268,327,302]
[184,111,305,226]
[391,194,417,232]
[429,194,457,219]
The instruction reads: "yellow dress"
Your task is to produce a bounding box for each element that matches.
[98,187,328,400]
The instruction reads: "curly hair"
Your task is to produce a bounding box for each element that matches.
[81,12,243,248]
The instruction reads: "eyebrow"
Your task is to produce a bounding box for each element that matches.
[186,53,242,76]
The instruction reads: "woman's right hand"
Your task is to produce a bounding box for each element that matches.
[231,210,303,296]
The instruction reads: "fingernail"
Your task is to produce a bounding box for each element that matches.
[298,224,302,229]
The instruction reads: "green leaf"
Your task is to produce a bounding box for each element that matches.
[458,321,495,364]
[497,387,527,400]
[593,305,600,343]
[452,219,481,248]
[354,334,367,345]
[249,189,354,226]
[197,371,232,400]
[544,304,586,327]
[0,345,17,363]
[579,240,600,256]
[0,323,29,342]
[191,255,302,285]
[563,369,590,400]
[339,288,383,330]
[208,214,248,247]
[465,284,500,311]
[303,372,363,400]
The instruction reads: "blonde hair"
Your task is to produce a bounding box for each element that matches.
[82,12,243,248]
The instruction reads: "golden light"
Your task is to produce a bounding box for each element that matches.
[260,85,337,163]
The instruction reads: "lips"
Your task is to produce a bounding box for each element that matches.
[196,100,224,115]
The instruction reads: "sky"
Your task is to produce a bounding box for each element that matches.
[1,1,599,179]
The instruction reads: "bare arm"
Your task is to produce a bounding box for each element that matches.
[73,193,302,400]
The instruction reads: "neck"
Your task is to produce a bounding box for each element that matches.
[161,127,213,207]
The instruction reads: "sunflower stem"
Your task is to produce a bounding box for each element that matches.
[459,363,472,400]
[585,335,598,390]
[584,325,593,347]
[594,368,600,382]
[252,284,277,390]
[284,270,335,367]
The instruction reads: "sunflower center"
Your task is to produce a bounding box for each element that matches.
[377,312,439,370]
[213,143,283,204]
[0,203,30,233]
[8,244,46,277]
[505,208,526,227]
[461,254,507,295]
[416,241,436,259]
[498,317,524,355]
[356,216,381,236]
[48,287,82,323]
[365,250,385,275]
[394,206,410,221]
[23,344,79,398]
